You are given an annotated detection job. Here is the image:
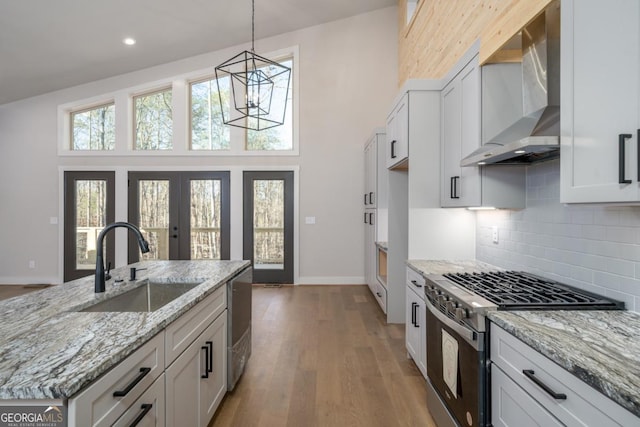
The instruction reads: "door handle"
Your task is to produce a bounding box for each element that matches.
[391,140,397,159]
[450,176,460,199]
[201,345,210,378]
[411,302,416,325]
[619,133,632,184]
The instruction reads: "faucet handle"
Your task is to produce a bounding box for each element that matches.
[105,261,112,281]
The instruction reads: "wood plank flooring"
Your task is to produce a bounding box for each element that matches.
[211,285,436,427]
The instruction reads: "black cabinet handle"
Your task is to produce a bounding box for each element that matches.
[364,212,368,224]
[450,176,460,199]
[206,341,213,374]
[410,279,423,289]
[364,194,367,205]
[619,133,632,184]
[369,213,374,226]
[376,292,382,297]
[411,302,416,326]
[201,345,210,378]
[413,303,419,328]
[128,403,153,427]
[522,369,567,400]
[113,367,151,397]
[391,140,397,159]
[369,192,374,205]
[637,130,640,181]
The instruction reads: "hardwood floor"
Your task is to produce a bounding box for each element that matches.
[211,285,436,427]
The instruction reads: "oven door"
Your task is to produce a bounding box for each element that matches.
[426,299,487,427]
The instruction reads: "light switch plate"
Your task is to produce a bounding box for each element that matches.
[491,226,498,244]
[305,216,316,225]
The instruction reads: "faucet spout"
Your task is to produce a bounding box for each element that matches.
[95,222,150,293]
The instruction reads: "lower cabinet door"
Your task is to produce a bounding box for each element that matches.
[491,364,563,427]
[113,374,165,427]
[166,312,227,427]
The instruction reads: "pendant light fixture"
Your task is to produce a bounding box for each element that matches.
[214,0,291,131]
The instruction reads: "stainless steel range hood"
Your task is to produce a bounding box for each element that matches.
[462,1,560,167]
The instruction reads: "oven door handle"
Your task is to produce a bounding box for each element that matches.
[426,298,478,347]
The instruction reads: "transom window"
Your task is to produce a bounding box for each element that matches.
[134,88,173,150]
[190,76,231,150]
[71,103,115,150]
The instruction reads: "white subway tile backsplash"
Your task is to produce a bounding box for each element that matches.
[476,160,640,313]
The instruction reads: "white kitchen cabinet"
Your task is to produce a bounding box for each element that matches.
[112,374,165,427]
[405,268,426,378]
[490,323,638,427]
[68,333,165,427]
[386,95,409,169]
[440,45,525,209]
[364,130,388,312]
[166,312,227,427]
[560,0,640,203]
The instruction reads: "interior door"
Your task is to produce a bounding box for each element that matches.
[63,171,115,282]
[128,171,230,262]
[243,171,294,284]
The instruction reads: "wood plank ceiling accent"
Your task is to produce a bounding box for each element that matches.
[397,0,553,85]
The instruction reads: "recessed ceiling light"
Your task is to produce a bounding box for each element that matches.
[123,38,136,46]
[515,150,526,154]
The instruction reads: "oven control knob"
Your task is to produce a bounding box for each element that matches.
[437,294,447,305]
[455,307,468,320]
[446,300,457,312]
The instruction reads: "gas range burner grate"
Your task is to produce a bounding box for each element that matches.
[442,271,624,310]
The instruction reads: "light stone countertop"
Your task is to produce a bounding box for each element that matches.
[407,259,500,276]
[0,260,250,400]
[407,259,640,417]
[489,310,640,418]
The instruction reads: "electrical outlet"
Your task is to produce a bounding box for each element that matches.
[28,260,36,269]
[491,226,499,244]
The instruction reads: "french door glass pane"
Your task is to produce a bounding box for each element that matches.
[75,180,107,269]
[139,180,170,260]
[190,179,222,259]
[253,180,284,269]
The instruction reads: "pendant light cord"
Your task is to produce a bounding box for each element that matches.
[251,0,255,53]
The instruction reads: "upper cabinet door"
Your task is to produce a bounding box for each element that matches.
[441,54,482,207]
[560,0,640,203]
[386,94,409,169]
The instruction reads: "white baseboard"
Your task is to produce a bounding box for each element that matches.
[296,276,365,285]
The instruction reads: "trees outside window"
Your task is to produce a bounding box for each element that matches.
[71,103,115,150]
[134,88,173,150]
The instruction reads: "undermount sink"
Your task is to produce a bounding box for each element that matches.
[79,280,203,312]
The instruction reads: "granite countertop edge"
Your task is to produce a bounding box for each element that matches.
[0,259,250,400]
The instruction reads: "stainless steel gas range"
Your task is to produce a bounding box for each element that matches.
[423,270,624,427]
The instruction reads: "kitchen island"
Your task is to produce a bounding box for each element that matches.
[0,260,249,402]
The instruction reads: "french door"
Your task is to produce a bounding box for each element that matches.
[63,171,115,282]
[243,171,294,284]
[128,171,230,262]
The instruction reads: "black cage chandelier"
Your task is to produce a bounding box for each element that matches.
[214,0,291,131]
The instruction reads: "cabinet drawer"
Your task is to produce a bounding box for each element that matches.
[373,282,387,314]
[113,373,165,427]
[491,364,563,427]
[406,267,425,290]
[165,285,226,366]
[68,332,164,427]
[490,323,637,427]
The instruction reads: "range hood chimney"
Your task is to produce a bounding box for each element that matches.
[461,1,560,167]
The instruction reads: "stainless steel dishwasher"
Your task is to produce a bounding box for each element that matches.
[227,266,253,391]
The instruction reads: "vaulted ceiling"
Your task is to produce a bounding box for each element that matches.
[0,0,396,105]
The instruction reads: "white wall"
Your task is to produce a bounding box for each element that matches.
[477,159,640,312]
[0,7,398,285]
